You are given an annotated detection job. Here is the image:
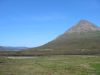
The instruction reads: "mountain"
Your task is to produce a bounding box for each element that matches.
[0,46,28,51]
[1,20,100,56]
[68,20,100,33]
[20,20,100,55]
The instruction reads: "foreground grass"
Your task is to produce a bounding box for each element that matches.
[0,55,100,75]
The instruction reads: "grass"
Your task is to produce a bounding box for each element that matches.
[0,55,100,75]
[90,63,100,75]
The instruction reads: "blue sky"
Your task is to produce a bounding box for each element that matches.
[0,0,100,47]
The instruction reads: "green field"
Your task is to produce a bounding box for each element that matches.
[0,55,100,75]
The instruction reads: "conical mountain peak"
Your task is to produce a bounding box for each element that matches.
[68,20,100,33]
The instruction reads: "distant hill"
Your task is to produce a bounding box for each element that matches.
[20,20,100,55]
[0,46,28,56]
[0,46,28,51]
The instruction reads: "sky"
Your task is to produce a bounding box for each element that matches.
[0,0,100,47]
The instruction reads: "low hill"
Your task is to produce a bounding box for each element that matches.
[0,46,28,51]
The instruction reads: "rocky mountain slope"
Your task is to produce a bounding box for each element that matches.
[68,20,100,33]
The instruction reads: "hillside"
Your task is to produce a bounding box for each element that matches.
[1,20,100,56]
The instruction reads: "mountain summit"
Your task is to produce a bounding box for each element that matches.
[68,20,100,33]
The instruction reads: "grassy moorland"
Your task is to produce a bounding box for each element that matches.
[0,55,100,75]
